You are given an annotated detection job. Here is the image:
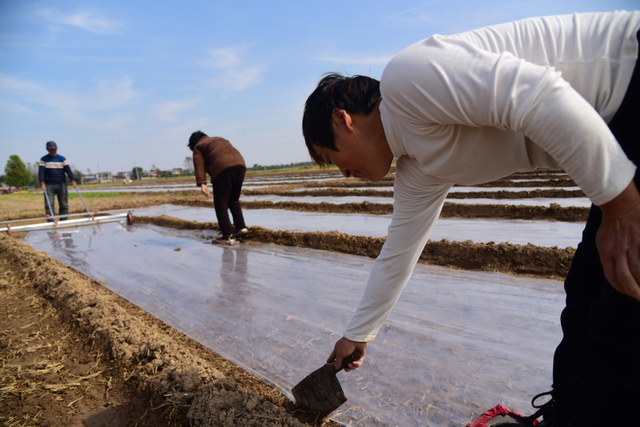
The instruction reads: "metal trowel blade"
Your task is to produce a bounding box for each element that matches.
[291,361,347,418]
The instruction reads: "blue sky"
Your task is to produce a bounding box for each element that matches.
[1,0,637,176]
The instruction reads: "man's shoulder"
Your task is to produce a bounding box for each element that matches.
[41,154,66,161]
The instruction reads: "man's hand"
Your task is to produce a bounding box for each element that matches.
[41,182,46,189]
[71,180,77,187]
[200,184,210,198]
[328,337,367,372]
[597,181,640,301]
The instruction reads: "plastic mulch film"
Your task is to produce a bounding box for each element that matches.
[25,222,564,426]
[134,205,583,248]
[240,194,591,207]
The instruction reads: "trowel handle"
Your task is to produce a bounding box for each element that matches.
[336,350,362,372]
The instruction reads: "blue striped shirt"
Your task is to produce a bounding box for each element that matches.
[39,154,75,184]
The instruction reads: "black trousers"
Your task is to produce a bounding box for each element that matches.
[552,31,640,426]
[44,182,69,221]
[212,166,247,238]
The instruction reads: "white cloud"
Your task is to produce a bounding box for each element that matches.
[94,77,141,111]
[313,53,393,65]
[383,0,442,22]
[0,73,142,121]
[37,8,123,35]
[166,119,211,141]
[203,46,265,91]
[0,74,40,92]
[154,98,201,121]
[102,114,137,128]
[207,47,245,69]
[0,99,31,114]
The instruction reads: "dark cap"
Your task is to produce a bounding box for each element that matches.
[46,141,57,150]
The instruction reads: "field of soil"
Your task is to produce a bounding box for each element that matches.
[0,168,583,426]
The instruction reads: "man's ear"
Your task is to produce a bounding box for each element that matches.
[331,109,354,132]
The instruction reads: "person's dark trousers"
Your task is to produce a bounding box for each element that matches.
[44,182,69,221]
[212,166,247,238]
[552,31,640,427]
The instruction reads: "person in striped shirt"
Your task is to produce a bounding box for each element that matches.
[39,141,76,221]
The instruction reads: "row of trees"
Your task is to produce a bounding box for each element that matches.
[1,155,187,188]
[249,161,314,171]
[3,155,316,189]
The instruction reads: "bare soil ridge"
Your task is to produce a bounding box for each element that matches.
[242,187,586,200]
[237,200,589,222]
[137,215,575,279]
[0,234,337,427]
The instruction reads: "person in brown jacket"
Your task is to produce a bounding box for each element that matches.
[189,131,252,245]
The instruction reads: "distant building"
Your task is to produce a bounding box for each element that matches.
[96,172,113,183]
[115,171,132,182]
[84,172,113,184]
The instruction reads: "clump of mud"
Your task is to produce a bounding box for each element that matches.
[187,379,305,427]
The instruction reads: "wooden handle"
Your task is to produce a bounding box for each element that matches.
[335,350,362,372]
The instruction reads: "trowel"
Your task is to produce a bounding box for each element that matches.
[292,350,361,418]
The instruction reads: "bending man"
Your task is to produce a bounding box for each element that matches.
[302,11,640,427]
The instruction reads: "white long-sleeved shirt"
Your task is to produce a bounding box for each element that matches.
[344,11,640,342]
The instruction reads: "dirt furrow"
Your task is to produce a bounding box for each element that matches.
[0,234,337,427]
[136,215,575,279]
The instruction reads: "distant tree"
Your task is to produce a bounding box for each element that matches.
[73,169,84,185]
[66,164,81,185]
[132,166,143,180]
[25,161,39,187]
[183,157,193,172]
[4,155,32,187]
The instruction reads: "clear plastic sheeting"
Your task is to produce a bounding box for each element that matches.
[445,198,590,207]
[135,205,584,248]
[241,194,592,208]
[449,186,578,193]
[245,172,340,182]
[291,186,579,193]
[243,177,342,186]
[24,223,564,426]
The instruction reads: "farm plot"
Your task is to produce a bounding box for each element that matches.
[1,167,587,426]
[23,222,564,426]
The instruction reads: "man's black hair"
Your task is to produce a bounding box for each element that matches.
[302,73,381,165]
[188,131,208,151]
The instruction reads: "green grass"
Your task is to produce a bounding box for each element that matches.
[69,192,121,198]
[245,165,328,175]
